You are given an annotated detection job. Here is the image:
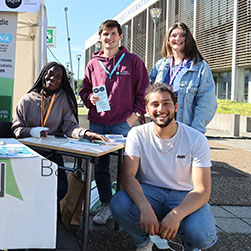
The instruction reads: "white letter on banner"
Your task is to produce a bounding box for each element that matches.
[41,159,53,177]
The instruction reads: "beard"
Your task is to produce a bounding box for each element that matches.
[150,112,176,128]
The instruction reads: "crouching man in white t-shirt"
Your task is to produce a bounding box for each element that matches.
[110,83,217,251]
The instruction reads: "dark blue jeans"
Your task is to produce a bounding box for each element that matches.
[111,183,217,250]
[90,121,131,203]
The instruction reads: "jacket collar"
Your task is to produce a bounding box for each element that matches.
[164,56,202,72]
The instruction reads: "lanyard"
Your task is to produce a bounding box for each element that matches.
[40,92,56,127]
[169,57,185,86]
[98,53,125,80]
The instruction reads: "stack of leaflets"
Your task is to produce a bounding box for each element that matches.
[0,144,37,158]
[69,138,104,146]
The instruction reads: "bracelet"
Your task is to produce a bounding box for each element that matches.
[83,129,92,138]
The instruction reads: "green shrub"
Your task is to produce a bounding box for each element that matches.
[217,100,251,116]
[78,107,88,115]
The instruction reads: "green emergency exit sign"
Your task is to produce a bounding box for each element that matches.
[47,26,56,47]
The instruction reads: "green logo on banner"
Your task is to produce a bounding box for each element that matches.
[0,160,23,200]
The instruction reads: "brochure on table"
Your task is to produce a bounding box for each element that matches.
[0,144,38,158]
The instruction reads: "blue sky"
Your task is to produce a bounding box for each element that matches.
[45,0,135,80]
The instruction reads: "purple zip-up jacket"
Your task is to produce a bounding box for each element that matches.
[80,46,150,125]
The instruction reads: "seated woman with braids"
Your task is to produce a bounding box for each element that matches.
[12,61,107,202]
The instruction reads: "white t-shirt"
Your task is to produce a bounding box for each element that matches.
[125,122,211,191]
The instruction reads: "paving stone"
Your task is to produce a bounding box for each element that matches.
[222,206,251,218]
[215,218,251,234]
[243,218,251,225]
[211,206,235,218]
[216,226,223,233]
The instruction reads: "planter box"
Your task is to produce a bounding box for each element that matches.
[207,113,251,137]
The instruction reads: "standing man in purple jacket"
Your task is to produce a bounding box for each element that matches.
[80,19,150,225]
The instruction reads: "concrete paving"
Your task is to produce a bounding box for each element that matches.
[59,134,251,251]
[212,206,251,234]
[6,131,250,251]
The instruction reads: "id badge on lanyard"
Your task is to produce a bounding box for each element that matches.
[169,57,185,87]
[98,53,126,81]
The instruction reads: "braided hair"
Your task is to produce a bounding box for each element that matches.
[28,61,79,122]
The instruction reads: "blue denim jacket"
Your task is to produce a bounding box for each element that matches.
[149,57,218,133]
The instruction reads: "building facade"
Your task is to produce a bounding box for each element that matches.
[85,0,251,103]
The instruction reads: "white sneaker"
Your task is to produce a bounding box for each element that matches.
[92,205,113,225]
[136,240,154,251]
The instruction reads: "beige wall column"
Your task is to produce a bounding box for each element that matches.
[130,18,134,53]
[165,0,170,31]
[234,66,245,102]
[231,0,238,101]
[248,70,251,103]
[145,7,149,64]
[193,0,197,39]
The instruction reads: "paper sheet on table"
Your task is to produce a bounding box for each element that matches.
[19,137,123,155]
[105,134,127,143]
